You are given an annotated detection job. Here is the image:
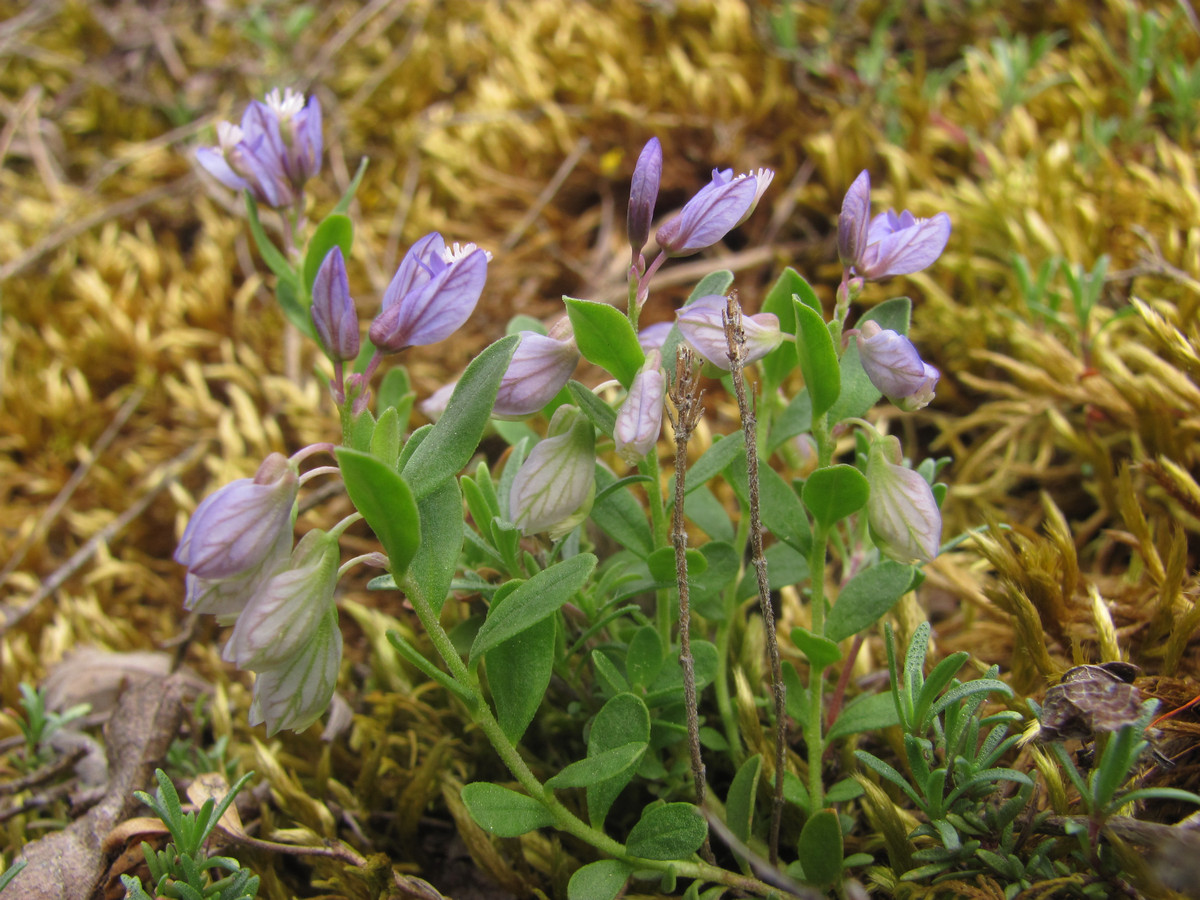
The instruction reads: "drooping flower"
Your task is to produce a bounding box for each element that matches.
[492,322,580,418]
[183,525,292,620]
[369,233,489,353]
[614,350,665,465]
[675,295,783,370]
[628,137,662,257]
[836,170,951,281]
[509,406,596,538]
[248,607,342,735]
[174,453,298,581]
[865,436,941,563]
[311,247,360,362]
[223,530,341,671]
[856,321,939,411]
[655,166,774,257]
[195,88,322,209]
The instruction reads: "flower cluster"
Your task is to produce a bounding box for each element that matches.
[176,453,343,734]
[196,88,322,209]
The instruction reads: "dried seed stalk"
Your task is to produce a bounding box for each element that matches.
[667,344,714,863]
[723,294,787,865]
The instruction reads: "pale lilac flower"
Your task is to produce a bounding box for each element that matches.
[637,322,673,353]
[655,167,774,257]
[866,436,941,563]
[614,350,665,465]
[419,380,458,421]
[676,295,783,371]
[311,247,359,362]
[174,453,298,580]
[183,525,291,620]
[492,323,580,419]
[248,608,342,735]
[195,88,322,208]
[628,137,662,256]
[223,530,340,671]
[510,406,596,538]
[837,170,950,280]
[369,233,489,352]
[856,321,939,411]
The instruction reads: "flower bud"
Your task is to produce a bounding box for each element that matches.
[837,170,871,270]
[509,406,596,538]
[492,324,580,419]
[369,233,489,352]
[248,607,342,735]
[311,247,360,362]
[614,350,665,464]
[865,436,941,563]
[655,167,773,257]
[174,453,298,580]
[675,295,783,371]
[223,530,340,671]
[856,321,938,411]
[628,137,662,257]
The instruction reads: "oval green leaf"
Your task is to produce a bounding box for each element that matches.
[546,742,647,790]
[303,213,354,291]
[802,464,869,527]
[336,448,420,580]
[825,560,919,642]
[793,298,840,418]
[625,803,707,861]
[565,297,645,387]
[460,782,554,837]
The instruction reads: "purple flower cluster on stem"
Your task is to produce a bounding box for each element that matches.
[196,88,322,210]
[837,170,951,282]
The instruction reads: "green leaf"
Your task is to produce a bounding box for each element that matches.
[370,406,404,469]
[403,334,520,500]
[546,742,647,789]
[244,191,298,283]
[912,651,970,731]
[727,454,812,555]
[567,860,633,900]
[401,478,463,615]
[377,366,412,416]
[625,803,707,860]
[565,298,645,387]
[591,465,653,557]
[793,298,840,418]
[587,693,651,827]
[791,625,841,668]
[726,754,762,872]
[646,546,707,583]
[689,270,735,301]
[460,782,554,837]
[330,157,369,217]
[486,614,555,743]
[625,625,664,690]
[680,433,745,496]
[759,268,805,391]
[796,809,843,889]
[303,214,354,291]
[592,649,629,696]
[567,380,617,437]
[768,389,813,452]
[825,561,920,642]
[802,464,869,527]
[684,486,734,544]
[690,541,740,620]
[275,276,317,339]
[828,296,912,422]
[336,448,420,580]
[826,692,902,741]
[470,554,597,661]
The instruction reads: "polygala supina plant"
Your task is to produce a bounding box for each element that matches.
[178,94,1049,897]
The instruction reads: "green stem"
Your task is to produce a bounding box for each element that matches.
[807,521,830,811]
[402,574,785,897]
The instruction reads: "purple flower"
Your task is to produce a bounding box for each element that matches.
[368,233,489,352]
[655,166,774,257]
[866,436,941,563]
[183,525,292,620]
[223,530,340,671]
[614,350,665,464]
[492,324,580,419]
[675,295,783,370]
[628,137,662,257]
[195,88,322,209]
[311,247,360,362]
[174,453,298,581]
[837,170,950,280]
[856,321,939,411]
[509,406,596,538]
[248,607,342,735]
